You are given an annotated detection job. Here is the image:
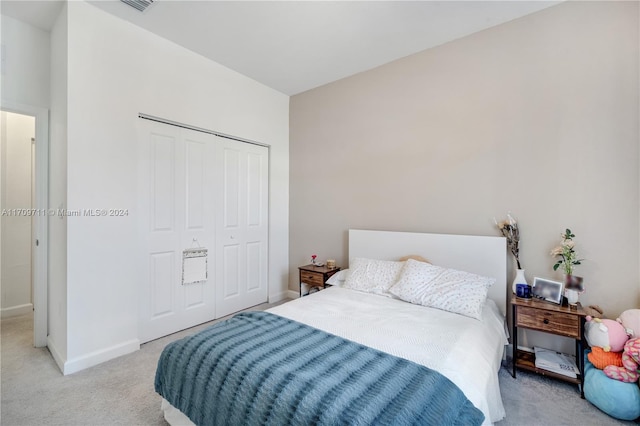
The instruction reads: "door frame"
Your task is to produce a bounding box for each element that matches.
[1,101,49,347]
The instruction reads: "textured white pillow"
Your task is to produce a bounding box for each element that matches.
[325,269,350,286]
[389,259,495,320]
[343,258,405,296]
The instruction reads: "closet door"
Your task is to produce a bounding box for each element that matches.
[215,138,269,318]
[138,121,217,343]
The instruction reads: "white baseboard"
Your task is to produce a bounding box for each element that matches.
[63,338,140,375]
[1,303,33,318]
[505,344,534,360]
[269,290,299,303]
[47,336,65,374]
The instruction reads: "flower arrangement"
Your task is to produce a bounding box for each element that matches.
[495,213,521,269]
[551,229,582,276]
[311,254,317,265]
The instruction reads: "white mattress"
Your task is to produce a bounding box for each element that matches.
[267,286,507,424]
[161,286,508,425]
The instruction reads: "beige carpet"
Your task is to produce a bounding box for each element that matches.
[1,305,635,426]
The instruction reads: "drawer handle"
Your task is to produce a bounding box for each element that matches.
[543,318,549,325]
[306,275,314,279]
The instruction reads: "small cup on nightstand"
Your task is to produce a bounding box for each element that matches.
[516,283,532,299]
[326,259,336,269]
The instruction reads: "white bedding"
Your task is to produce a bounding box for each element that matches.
[268,286,507,425]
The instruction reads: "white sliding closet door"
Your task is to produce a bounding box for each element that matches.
[215,139,269,318]
[138,120,216,342]
[138,121,216,343]
[138,120,269,343]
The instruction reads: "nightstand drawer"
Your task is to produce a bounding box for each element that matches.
[300,271,324,287]
[517,306,580,338]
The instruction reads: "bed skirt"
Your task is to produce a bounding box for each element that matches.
[161,398,194,426]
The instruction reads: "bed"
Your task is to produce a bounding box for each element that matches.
[156,230,508,425]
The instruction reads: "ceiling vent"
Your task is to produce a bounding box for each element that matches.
[121,0,154,12]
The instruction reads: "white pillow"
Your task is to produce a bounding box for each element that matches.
[343,258,405,296]
[389,259,495,320]
[325,269,350,287]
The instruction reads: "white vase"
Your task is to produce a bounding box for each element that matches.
[512,269,527,293]
[565,289,579,306]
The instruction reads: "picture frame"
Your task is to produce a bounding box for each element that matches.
[532,277,564,305]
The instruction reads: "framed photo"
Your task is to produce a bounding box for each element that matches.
[532,277,564,305]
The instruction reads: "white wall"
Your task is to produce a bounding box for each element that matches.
[60,1,288,373]
[0,111,34,317]
[1,11,54,347]
[0,14,51,108]
[48,4,68,365]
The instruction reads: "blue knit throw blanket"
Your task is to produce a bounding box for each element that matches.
[155,311,484,426]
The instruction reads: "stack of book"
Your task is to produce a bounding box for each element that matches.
[534,347,580,378]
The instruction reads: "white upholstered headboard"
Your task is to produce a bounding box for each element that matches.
[348,229,508,316]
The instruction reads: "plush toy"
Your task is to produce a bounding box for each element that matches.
[604,338,640,383]
[585,317,629,353]
[583,305,604,319]
[588,346,623,370]
[584,349,640,420]
[618,309,640,338]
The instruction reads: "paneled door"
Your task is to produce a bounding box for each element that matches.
[215,138,269,318]
[138,121,218,343]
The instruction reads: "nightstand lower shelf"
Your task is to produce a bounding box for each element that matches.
[515,349,581,385]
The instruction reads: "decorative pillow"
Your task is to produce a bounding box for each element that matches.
[325,269,350,287]
[388,259,495,320]
[343,258,405,295]
[398,255,431,264]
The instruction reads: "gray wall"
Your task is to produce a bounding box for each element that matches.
[290,0,639,336]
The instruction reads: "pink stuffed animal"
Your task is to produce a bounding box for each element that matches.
[585,317,629,353]
[604,338,640,383]
[618,309,640,339]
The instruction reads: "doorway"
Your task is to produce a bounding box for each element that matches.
[0,103,49,347]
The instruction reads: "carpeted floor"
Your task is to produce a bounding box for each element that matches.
[1,306,637,426]
[496,361,637,425]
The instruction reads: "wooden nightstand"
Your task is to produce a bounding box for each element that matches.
[511,295,587,398]
[298,264,340,297]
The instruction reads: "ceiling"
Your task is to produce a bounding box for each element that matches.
[1,1,562,95]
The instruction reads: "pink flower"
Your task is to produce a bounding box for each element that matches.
[311,255,317,260]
